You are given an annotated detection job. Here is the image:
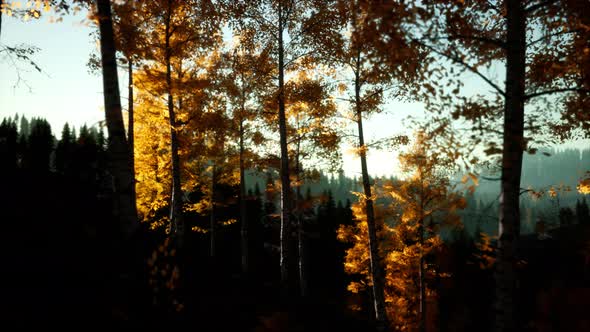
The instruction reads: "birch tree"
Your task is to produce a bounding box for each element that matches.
[323,1,423,326]
[375,1,590,330]
[226,0,340,288]
[215,44,274,274]
[95,0,137,233]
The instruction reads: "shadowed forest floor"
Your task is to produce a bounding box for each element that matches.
[0,171,373,331]
[1,170,590,331]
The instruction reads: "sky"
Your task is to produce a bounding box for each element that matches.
[0,9,424,177]
[1,7,587,178]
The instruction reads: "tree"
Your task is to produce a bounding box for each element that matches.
[369,1,590,330]
[55,123,75,175]
[339,130,465,332]
[227,0,340,288]
[133,86,173,229]
[0,118,18,173]
[111,0,148,205]
[215,44,274,274]
[323,1,422,326]
[27,117,53,173]
[577,198,590,224]
[386,131,465,332]
[137,0,220,246]
[95,0,137,233]
[283,73,341,297]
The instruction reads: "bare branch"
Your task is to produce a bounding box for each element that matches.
[525,0,559,14]
[524,87,590,101]
[528,29,582,46]
[421,34,506,49]
[415,40,506,97]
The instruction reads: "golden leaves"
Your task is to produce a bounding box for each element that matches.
[473,232,496,270]
[578,171,590,195]
[340,173,459,329]
[347,145,368,158]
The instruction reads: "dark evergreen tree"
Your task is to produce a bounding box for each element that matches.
[577,198,590,225]
[558,207,575,227]
[26,118,53,173]
[0,118,18,173]
[19,115,30,139]
[55,123,75,175]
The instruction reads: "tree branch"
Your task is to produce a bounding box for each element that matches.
[524,87,590,101]
[421,34,506,49]
[528,29,582,46]
[525,0,558,14]
[416,40,506,97]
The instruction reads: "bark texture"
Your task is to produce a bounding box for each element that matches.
[277,3,292,287]
[128,60,136,204]
[96,0,138,233]
[494,1,526,331]
[239,118,249,274]
[354,58,388,328]
[164,4,184,245]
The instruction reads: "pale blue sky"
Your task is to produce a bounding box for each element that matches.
[1,8,586,178]
[0,9,425,177]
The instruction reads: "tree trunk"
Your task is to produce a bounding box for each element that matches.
[239,117,249,274]
[277,4,292,288]
[419,175,427,332]
[164,5,184,246]
[419,218,426,332]
[96,0,137,233]
[210,163,217,258]
[495,1,526,331]
[354,54,388,328]
[127,59,136,203]
[295,149,307,297]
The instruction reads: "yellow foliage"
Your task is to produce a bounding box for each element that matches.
[474,232,496,270]
[191,226,209,234]
[340,133,465,330]
[578,172,590,195]
[221,218,237,226]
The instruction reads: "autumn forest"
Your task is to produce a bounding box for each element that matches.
[1,0,590,331]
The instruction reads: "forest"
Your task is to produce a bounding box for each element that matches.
[1,1,590,331]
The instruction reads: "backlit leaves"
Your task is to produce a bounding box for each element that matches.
[577,172,590,195]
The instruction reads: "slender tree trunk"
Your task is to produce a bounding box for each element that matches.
[419,175,427,332]
[295,148,307,297]
[239,117,249,274]
[96,0,137,233]
[277,4,292,288]
[354,55,388,328]
[210,162,217,258]
[419,218,426,332]
[127,59,136,202]
[164,5,184,246]
[495,1,526,331]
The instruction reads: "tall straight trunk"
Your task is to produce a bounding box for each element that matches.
[295,148,307,297]
[164,5,184,245]
[419,175,427,332]
[127,60,136,201]
[96,0,137,233]
[418,219,426,332]
[277,4,292,287]
[239,117,249,274]
[495,1,526,331]
[210,163,217,258]
[354,55,387,328]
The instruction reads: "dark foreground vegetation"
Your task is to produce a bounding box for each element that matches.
[0,116,589,331]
